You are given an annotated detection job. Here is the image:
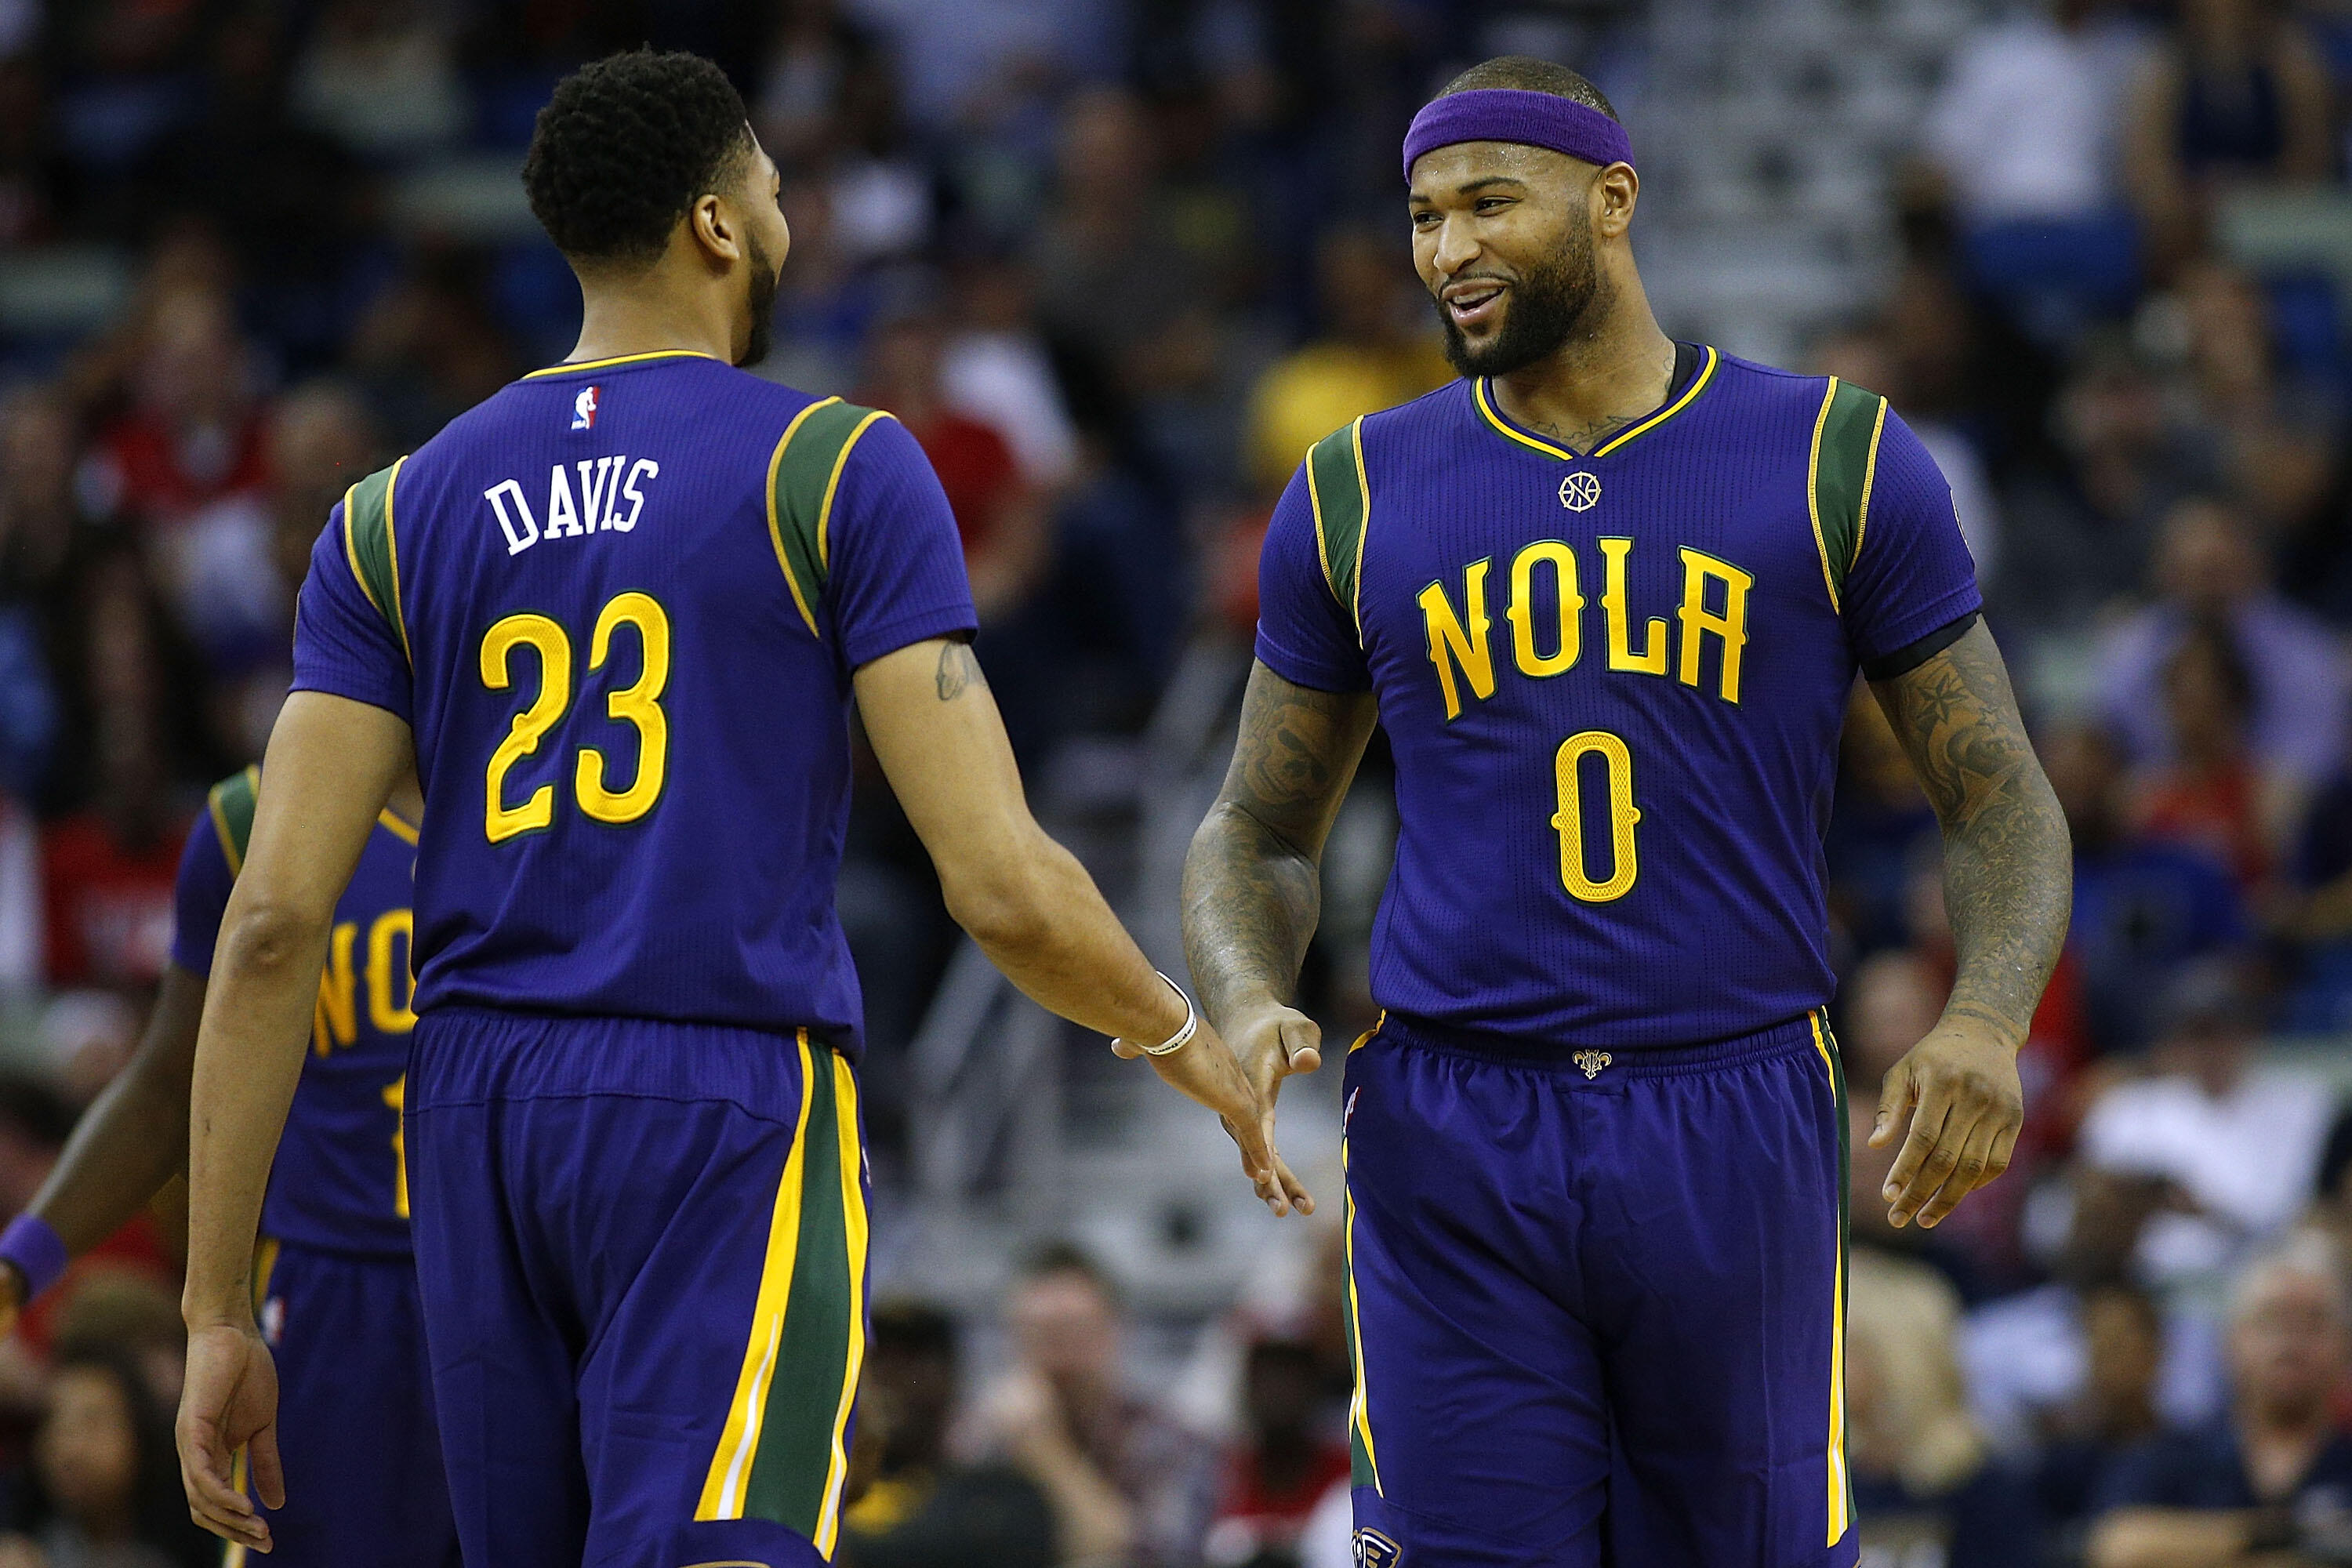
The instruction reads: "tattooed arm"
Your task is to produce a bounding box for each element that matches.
[1866,619,2071,1229]
[1176,662,1380,1143]
[856,638,1310,1213]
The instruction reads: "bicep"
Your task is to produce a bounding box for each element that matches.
[1212,661,1379,858]
[854,637,1035,867]
[1867,620,2038,827]
[235,692,412,924]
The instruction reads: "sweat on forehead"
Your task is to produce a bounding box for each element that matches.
[1403,89,1634,184]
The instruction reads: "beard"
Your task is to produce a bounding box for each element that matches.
[1436,221,1603,379]
[739,230,782,368]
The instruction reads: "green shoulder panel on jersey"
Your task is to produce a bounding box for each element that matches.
[1806,377,1889,613]
[765,397,895,638]
[206,765,262,876]
[1307,417,1370,633]
[342,456,411,660]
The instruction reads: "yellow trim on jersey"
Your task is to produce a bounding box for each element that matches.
[376,809,419,846]
[521,349,721,379]
[1805,380,1844,613]
[1342,1135,1384,1496]
[1349,416,1372,637]
[1850,395,1890,575]
[812,1054,870,1557]
[815,411,890,573]
[1472,376,1575,460]
[341,479,383,625]
[381,455,411,660]
[764,400,840,637]
[1471,347,1720,463]
[1810,1010,1852,1547]
[209,765,260,876]
[699,1031,820,1522]
[1592,345,1720,455]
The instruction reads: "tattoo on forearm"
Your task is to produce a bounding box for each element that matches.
[1181,666,1377,1025]
[1874,624,2072,1044]
[935,641,987,702]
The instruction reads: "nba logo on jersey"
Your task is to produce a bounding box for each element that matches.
[571,385,600,430]
[1353,1528,1403,1566]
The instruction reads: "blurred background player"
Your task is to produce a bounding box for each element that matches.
[169,49,1303,1568]
[1179,57,2072,1568]
[0,764,451,1567]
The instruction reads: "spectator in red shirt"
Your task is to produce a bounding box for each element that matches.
[41,707,186,996]
[87,286,267,532]
[862,307,1046,620]
[1206,1337,1351,1568]
[2131,616,2283,896]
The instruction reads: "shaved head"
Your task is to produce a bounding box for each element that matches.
[1439,56,1618,120]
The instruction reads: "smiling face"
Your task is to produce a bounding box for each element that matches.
[1410,140,1618,379]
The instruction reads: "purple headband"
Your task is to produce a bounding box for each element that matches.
[1402,89,1633,183]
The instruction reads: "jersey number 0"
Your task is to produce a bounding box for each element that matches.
[481,592,671,842]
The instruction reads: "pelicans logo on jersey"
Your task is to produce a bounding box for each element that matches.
[1354,1527,1403,1566]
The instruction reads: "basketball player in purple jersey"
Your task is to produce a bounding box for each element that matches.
[1176,57,2073,1567]
[172,50,1305,1568]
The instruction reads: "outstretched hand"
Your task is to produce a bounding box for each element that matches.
[1113,1005,1316,1218]
[176,1323,282,1552]
[1871,1020,2024,1230]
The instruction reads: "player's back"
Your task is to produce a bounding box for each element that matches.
[291,350,977,1051]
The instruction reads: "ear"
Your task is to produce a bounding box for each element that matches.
[688,193,744,269]
[1592,164,1639,240]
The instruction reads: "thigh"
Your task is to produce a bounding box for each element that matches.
[1341,1036,1606,1568]
[561,1036,862,1568]
[1585,1036,1857,1568]
[253,1246,461,1568]
[406,1094,589,1568]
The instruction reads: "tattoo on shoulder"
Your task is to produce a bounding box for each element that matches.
[935,641,987,702]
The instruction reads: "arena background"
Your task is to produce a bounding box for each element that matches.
[0,1,2344,1564]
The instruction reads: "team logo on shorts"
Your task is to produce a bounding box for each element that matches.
[1353,1527,1403,1566]
[1574,1048,1612,1079]
[1559,470,1601,511]
[572,384,601,430]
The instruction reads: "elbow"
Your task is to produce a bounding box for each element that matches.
[940,851,1058,955]
[216,898,328,979]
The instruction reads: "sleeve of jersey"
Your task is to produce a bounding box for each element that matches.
[1252,465,1370,693]
[1838,408,1985,673]
[289,504,413,724]
[168,811,235,978]
[825,416,980,670]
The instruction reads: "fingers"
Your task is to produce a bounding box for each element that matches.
[1223,1103,1280,1194]
[178,1422,267,1550]
[250,1423,285,1512]
[1277,1015,1323,1077]
[1882,1078,1955,1229]
[1109,1038,1143,1060]
[1911,1113,2003,1230]
[1869,1055,1914,1149]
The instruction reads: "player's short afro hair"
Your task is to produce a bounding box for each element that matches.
[523,49,753,268]
[1439,56,1619,122]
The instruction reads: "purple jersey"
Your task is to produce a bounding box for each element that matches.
[1256,348,1981,1049]
[290,350,977,1058]
[173,768,418,1257]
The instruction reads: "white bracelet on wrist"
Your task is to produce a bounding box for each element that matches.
[1129,972,1198,1058]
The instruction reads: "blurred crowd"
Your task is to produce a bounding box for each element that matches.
[0,0,2339,1565]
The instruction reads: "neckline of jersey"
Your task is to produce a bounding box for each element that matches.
[1471,343,1720,463]
[520,349,722,379]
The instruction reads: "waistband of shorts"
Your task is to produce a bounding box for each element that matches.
[1370,1008,1831,1078]
[408,1004,840,1112]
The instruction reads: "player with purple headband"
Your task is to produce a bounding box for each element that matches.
[1174,56,2074,1566]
